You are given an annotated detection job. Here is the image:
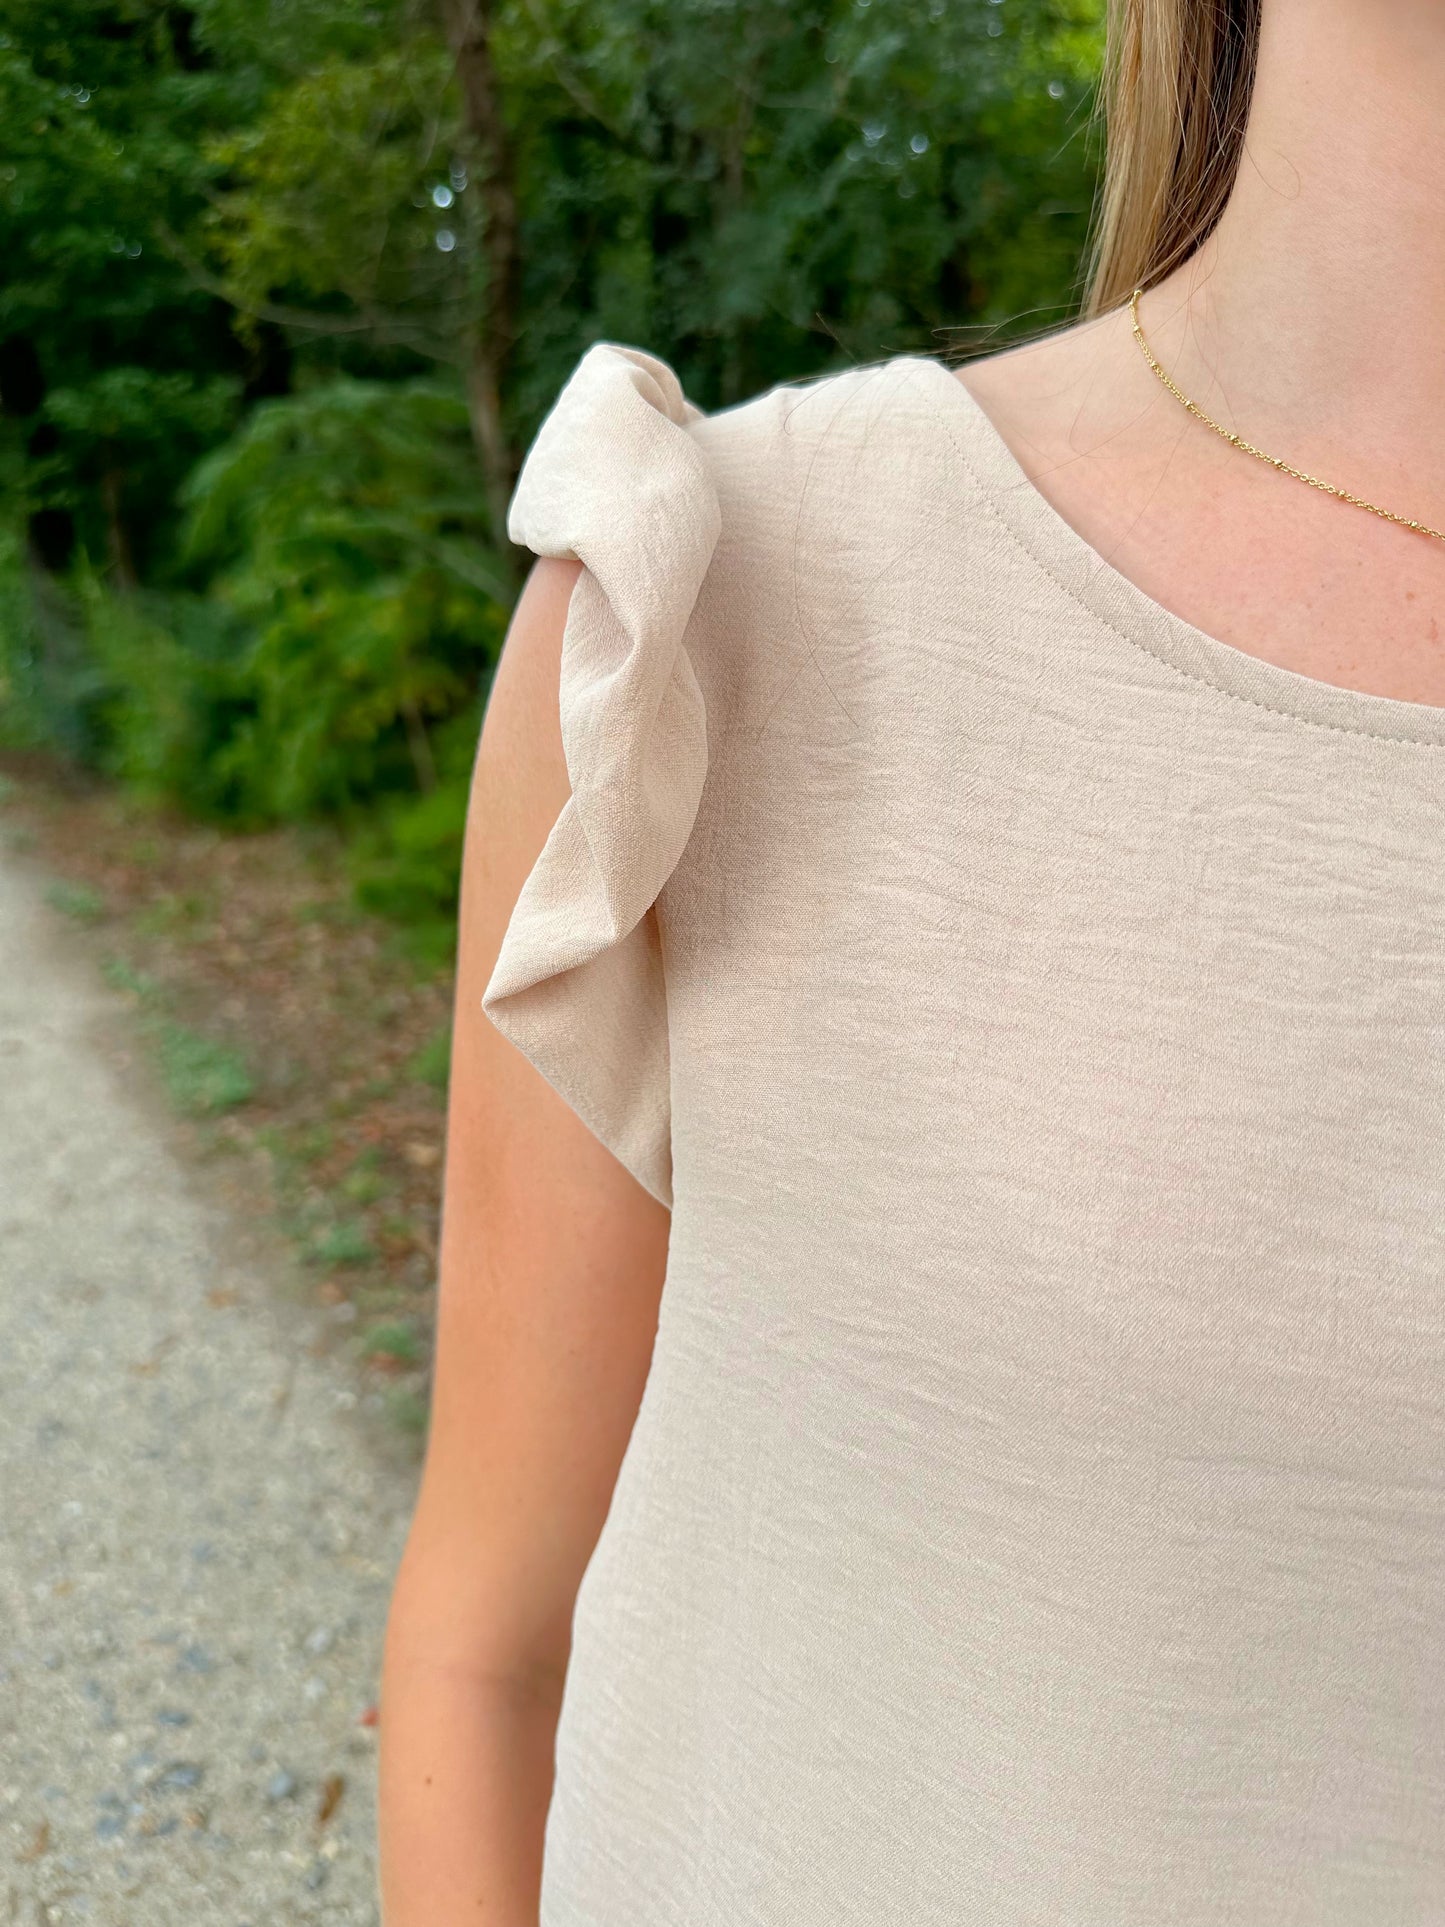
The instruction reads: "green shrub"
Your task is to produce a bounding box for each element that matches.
[0,531,111,762]
[80,576,259,817]
[0,375,506,949]
[347,703,483,956]
[178,378,508,823]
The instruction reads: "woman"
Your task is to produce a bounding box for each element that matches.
[378,0,1445,1916]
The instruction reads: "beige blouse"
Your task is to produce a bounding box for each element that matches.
[481,342,1445,1924]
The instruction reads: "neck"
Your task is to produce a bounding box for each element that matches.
[1144,0,1445,479]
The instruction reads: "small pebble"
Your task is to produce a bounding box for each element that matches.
[266,1769,298,1803]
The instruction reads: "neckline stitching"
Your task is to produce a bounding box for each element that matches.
[899,357,1445,752]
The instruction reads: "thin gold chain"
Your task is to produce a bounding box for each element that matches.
[1128,287,1445,548]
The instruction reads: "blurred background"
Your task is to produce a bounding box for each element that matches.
[0,0,1104,1919]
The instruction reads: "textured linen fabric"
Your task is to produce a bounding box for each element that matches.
[481,344,1445,1925]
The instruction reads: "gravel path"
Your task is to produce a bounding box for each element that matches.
[0,849,419,1925]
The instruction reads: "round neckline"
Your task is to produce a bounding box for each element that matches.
[901,353,1445,749]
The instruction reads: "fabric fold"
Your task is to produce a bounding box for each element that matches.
[480,344,719,1209]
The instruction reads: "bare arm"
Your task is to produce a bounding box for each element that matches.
[377,556,671,1926]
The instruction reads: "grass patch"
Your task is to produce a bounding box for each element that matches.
[409,1023,451,1093]
[102,955,162,1003]
[156,1022,255,1116]
[307,1218,375,1268]
[46,880,106,923]
[360,1319,424,1367]
[294,1123,335,1165]
[340,1149,386,1206]
[385,1386,430,1436]
[134,890,212,938]
[259,1122,333,1175]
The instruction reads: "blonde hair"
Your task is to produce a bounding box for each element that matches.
[1082,0,1262,317]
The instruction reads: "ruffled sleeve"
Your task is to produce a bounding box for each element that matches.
[479,345,719,1210]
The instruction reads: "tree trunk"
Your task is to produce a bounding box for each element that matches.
[439,0,525,572]
[463,332,514,560]
[99,467,138,590]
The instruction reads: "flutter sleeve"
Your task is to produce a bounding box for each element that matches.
[479,345,720,1210]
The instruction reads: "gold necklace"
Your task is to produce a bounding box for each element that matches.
[1128,287,1445,547]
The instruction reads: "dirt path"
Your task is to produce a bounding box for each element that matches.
[0,849,418,1925]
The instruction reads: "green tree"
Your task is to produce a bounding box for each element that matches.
[0,0,1105,941]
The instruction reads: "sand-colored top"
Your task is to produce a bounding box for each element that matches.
[483,342,1445,1925]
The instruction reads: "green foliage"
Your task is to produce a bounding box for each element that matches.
[348,704,482,956]
[350,770,473,928]
[43,370,238,467]
[178,378,505,820]
[78,575,254,811]
[0,0,1106,943]
[0,0,265,578]
[0,529,110,758]
[205,43,473,354]
[505,0,1103,410]
[2,380,502,832]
